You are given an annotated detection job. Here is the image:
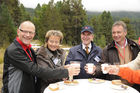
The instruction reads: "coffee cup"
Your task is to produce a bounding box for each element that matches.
[101,63,109,74]
[86,63,95,73]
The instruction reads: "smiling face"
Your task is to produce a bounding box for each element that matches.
[47,35,60,51]
[81,31,94,46]
[17,21,35,46]
[112,25,127,44]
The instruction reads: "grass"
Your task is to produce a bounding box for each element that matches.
[0,48,5,93]
[0,63,3,93]
[0,48,5,64]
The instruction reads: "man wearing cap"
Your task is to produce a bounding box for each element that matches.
[65,26,102,79]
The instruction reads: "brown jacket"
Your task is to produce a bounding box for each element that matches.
[122,52,140,70]
[36,46,66,93]
[102,38,140,67]
[101,38,140,80]
[101,38,140,91]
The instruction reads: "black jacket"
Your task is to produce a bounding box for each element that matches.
[2,39,68,93]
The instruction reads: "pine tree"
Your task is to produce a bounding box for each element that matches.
[57,0,73,45]
[0,3,16,47]
[2,0,22,26]
[20,4,31,21]
[56,0,87,45]
[33,4,42,39]
[90,16,100,44]
[34,0,64,42]
[121,18,136,40]
[70,0,87,44]
[99,11,113,44]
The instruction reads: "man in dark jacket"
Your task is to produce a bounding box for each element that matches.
[101,21,140,91]
[65,26,102,79]
[2,21,80,93]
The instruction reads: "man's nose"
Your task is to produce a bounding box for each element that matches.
[114,33,118,36]
[26,32,30,36]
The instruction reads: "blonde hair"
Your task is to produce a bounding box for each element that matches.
[44,30,63,47]
[112,21,127,32]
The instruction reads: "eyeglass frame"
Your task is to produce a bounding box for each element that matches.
[19,29,35,35]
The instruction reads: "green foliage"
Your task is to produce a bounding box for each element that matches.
[0,3,16,46]
[56,0,87,45]
[25,8,35,17]
[2,0,22,26]
[99,11,113,44]
[131,19,140,38]
[121,18,136,39]
[33,1,64,43]
[0,48,5,64]
[94,35,106,48]
[90,11,113,47]
[33,0,87,45]
[20,4,31,21]
[0,0,139,48]
[87,11,140,39]
[0,0,32,47]
[70,0,88,44]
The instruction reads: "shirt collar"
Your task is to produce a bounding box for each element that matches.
[16,37,32,50]
[115,38,128,48]
[82,43,92,50]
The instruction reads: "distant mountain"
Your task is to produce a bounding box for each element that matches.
[25,7,140,20]
[25,8,35,17]
[87,11,140,20]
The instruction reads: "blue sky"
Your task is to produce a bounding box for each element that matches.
[19,0,140,12]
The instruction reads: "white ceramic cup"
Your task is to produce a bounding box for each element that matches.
[101,63,109,74]
[86,63,95,73]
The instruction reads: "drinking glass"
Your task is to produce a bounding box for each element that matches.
[69,61,80,81]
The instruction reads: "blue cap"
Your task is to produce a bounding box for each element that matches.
[81,26,94,33]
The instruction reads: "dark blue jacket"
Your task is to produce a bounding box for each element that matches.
[65,42,102,79]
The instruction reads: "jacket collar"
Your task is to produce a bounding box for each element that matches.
[107,38,138,50]
[16,37,32,50]
[78,41,98,57]
[37,46,62,59]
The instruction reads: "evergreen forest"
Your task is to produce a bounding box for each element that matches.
[0,0,140,48]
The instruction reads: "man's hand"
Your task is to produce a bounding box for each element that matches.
[67,65,80,77]
[84,65,96,74]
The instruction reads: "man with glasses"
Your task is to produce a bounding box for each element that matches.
[65,26,102,79]
[19,29,35,35]
[2,21,80,93]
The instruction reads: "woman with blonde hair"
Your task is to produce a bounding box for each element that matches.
[36,30,72,93]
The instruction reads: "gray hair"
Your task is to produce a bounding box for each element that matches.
[18,21,35,31]
[112,21,127,32]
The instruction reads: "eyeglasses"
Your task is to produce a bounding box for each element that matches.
[19,29,35,35]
